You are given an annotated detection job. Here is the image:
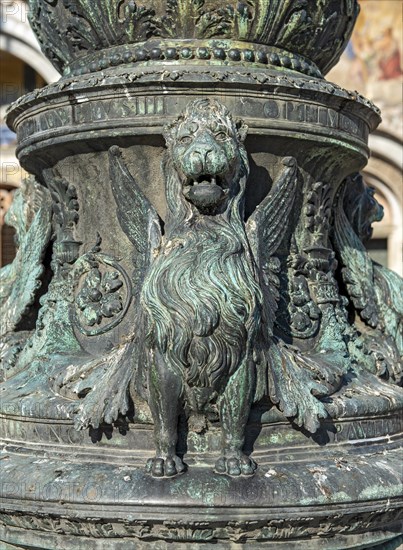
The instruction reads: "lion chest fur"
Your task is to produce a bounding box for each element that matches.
[141,216,260,391]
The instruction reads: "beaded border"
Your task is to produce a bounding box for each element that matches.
[66,42,323,79]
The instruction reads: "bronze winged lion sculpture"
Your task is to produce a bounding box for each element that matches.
[57,98,340,477]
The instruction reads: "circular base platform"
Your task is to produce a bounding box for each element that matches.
[0,373,402,549]
[0,450,401,549]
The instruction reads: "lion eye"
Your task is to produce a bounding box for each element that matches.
[179,135,192,144]
[215,132,227,141]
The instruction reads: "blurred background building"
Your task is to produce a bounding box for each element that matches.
[0,0,58,265]
[328,0,402,276]
[0,0,402,274]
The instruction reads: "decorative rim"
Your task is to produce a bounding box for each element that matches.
[28,0,359,77]
[66,40,323,79]
[6,67,381,129]
[0,508,401,547]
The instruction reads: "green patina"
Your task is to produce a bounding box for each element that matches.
[0,1,401,547]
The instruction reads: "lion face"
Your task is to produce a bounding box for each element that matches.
[344,173,384,244]
[164,99,248,213]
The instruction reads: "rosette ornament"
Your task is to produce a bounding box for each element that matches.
[29,0,359,77]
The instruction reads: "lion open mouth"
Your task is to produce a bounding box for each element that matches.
[184,175,229,210]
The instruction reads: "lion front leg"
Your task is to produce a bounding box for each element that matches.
[215,359,257,476]
[146,350,186,477]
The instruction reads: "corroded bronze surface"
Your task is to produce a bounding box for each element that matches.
[0,1,402,549]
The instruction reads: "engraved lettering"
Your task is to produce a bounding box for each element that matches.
[155,96,164,115]
[318,107,328,126]
[339,113,359,135]
[287,103,305,122]
[146,96,155,114]
[75,101,113,123]
[48,424,63,443]
[328,109,338,128]
[137,97,146,115]
[306,105,319,124]
[263,99,279,119]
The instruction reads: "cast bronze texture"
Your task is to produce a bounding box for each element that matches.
[0,1,402,549]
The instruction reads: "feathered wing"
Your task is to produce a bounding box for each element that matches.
[373,264,403,358]
[0,181,52,336]
[109,145,161,262]
[54,341,136,429]
[247,157,330,432]
[60,147,161,429]
[334,182,402,354]
[333,186,378,328]
[265,342,329,433]
[246,157,298,333]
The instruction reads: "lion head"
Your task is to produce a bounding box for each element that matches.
[164,98,248,214]
[343,173,384,244]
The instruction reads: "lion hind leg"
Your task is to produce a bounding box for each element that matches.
[215,359,257,476]
[146,350,186,477]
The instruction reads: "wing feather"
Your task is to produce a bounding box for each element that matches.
[333,188,378,327]
[109,146,161,258]
[0,183,52,335]
[264,343,329,433]
[249,157,336,433]
[247,156,297,332]
[247,156,297,260]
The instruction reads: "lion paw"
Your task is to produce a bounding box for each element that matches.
[215,454,257,476]
[145,455,186,478]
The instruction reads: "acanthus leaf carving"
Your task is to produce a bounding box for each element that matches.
[160,0,235,40]
[46,173,81,266]
[28,0,358,76]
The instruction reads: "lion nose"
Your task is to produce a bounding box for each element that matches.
[183,132,227,177]
[187,148,213,176]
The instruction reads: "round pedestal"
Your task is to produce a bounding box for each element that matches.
[0,366,402,549]
[2,46,402,550]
